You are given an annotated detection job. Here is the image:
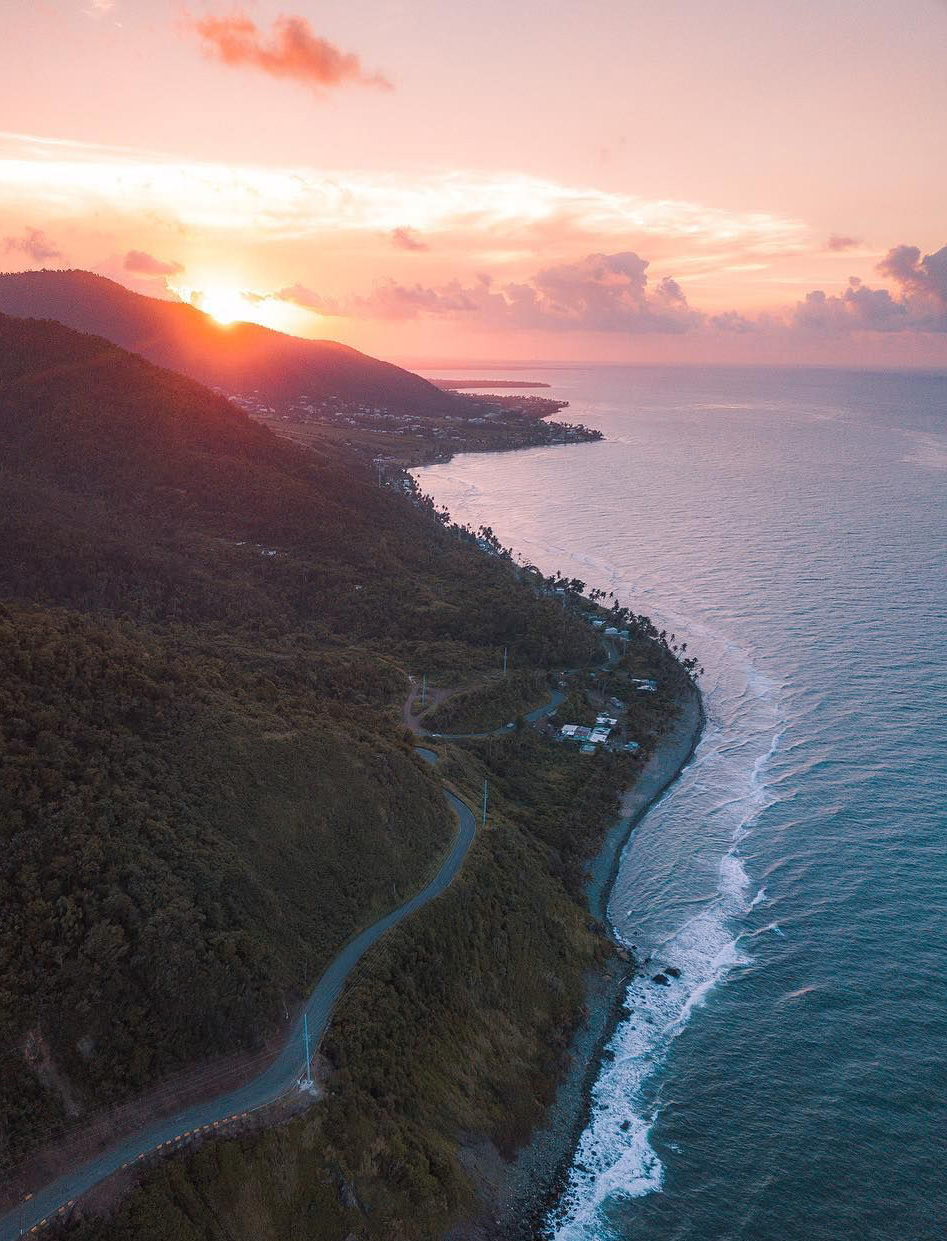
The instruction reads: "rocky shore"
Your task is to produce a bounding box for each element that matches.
[447,683,705,1240]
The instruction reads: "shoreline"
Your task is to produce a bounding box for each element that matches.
[449,681,705,1240]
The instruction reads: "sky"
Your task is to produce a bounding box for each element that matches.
[1,0,946,365]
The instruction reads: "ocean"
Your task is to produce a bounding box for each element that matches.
[413,366,947,1241]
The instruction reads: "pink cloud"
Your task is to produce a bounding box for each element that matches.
[276,283,344,315]
[124,249,184,276]
[276,240,947,341]
[390,227,429,252]
[190,12,393,94]
[354,279,479,320]
[826,233,861,252]
[516,252,699,333]
[278,251,702,334]
[794,280,906,333]
[3,226,61,262]
[877,244,947,303]
[794,244,947,334]
[710,310,756,333]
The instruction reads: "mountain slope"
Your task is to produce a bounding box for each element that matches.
[0,313,604,1175]
[0,313,592,663]
[0,311,692,1240]
[0,269,450,411]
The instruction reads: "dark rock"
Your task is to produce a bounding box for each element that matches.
[664,966,682,978]
[651,973,670,986]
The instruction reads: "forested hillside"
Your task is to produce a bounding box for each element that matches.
[0,313,593,667]
[0,311,690,1239]
[0,313,597,1164]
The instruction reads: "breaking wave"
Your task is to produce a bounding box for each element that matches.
[547,629,782,1240]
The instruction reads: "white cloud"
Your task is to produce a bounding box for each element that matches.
[0,132,807,258]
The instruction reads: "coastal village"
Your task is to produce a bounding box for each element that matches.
[554,671,658,755]
[415,520,681,758]
[226,384,604,465]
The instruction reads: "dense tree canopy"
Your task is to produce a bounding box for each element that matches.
[0,313,692,1239]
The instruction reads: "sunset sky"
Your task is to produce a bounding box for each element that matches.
[2,0,946,365]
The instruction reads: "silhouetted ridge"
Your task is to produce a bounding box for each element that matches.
[0,269,449,411]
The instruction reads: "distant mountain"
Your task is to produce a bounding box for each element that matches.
[0,309,591,650]
[0,269,450,412]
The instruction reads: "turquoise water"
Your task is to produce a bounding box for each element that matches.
[414,367,947,1241]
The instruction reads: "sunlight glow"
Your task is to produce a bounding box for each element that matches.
[169,281,315,334]
[195,286,252,326]
[0,133,808,253]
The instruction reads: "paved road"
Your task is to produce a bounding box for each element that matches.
[420,637,620,743]
[1,749,475,1240]
[423,638,619,741]
[7,644,618,1234]
[423,688,566,740]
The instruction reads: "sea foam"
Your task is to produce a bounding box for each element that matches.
[547,902,754,1239]
[547,635,782,1240]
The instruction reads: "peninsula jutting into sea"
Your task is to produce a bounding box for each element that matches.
[3,4,946,1239]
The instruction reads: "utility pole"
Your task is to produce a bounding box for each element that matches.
[421,673,427,707]
[502,646,508,675]
[303,1012,313,1088]
[18,1192,33,1238]
[482,779,488,828]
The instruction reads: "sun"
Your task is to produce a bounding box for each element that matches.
[169,281,254,327]
[168,280,324,337]
[196,286,255,327]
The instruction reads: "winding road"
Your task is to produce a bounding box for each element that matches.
[406,674,567,741]
[417,636,619,741]
[0,748,475,1240]
[6,649,617,1235]
[425,689,566,739]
